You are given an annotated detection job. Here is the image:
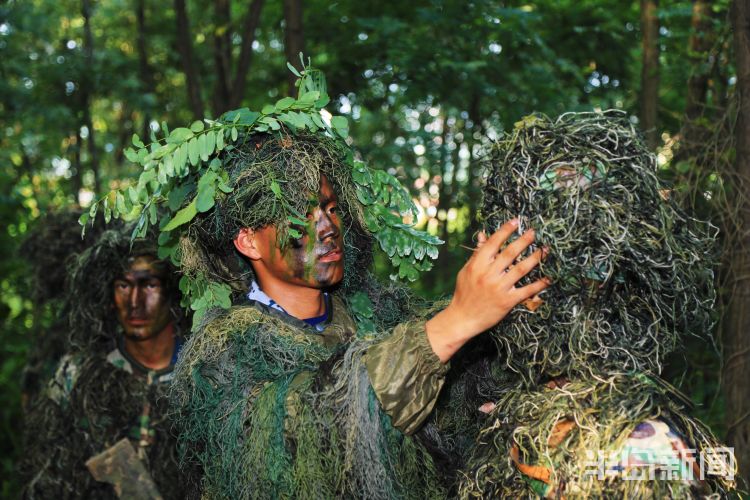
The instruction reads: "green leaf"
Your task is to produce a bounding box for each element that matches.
[216,128,225,151]
[78,212,90,226]
[132,134,145,148]
[168,183,194,211]
[177,142,189,175]
[205,130,216,158]
[166,127,194,144]
[115,191,127,215]
[275,96,296,111]
[188,137,200,166]
[287,215,307,226]
[356,186,376,205]
[163,198,197,231]
[124,147,139,163]
[286,61,302,77]
[198,133,209,162]
[128,186,139,204]
[349,291,374,318]
[331,116,349,138]
[148,202,158,224]
[298,90,320,105]
[231,127,238,142]
[190,120,205,133]
[221,108,259,126]
[270,180,282,198]
[196,171,217,212]
[261,104,275,115]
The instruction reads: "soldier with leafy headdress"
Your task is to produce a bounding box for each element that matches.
[20,223,189,499]
[83,61,549,498]
[459,111,737,498]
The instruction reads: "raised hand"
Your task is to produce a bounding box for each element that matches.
[425,219,550,363]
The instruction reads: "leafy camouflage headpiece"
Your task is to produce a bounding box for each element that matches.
[85,59,441,326]
[481,111,717,382]
[68,221,183,351]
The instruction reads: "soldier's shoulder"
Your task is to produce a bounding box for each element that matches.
[45,351,90,405]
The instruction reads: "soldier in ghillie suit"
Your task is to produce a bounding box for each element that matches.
[170,138,551,498]
[92,65,549,497]
[20,223,189,499]
[459,111,737,498]
[18,208,105,412]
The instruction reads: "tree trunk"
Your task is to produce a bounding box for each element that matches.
[81,0,100,194]
[640,0,660,149]
[283,0,304,96]
[229,0,264,108]
[136,0,155,142]
[724,0,750,487]
[685,0,715,121]
[674,0,719,166]
[174,0,204,118]
[211,0,232,115]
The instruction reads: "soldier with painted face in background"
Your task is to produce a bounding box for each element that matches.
[20,223,189,499]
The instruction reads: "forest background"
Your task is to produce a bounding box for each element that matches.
[1,0,749,495]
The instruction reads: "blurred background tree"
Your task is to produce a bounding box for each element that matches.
[1,0,745,494]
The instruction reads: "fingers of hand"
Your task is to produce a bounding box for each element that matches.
[476,231,488,249]
[505,248,544,283]
[517,277,551,300]
[475,219,518,262]
[493,229,535,271]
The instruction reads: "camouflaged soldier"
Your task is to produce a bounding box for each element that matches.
[20,224,188,500]
[161,125,549,498]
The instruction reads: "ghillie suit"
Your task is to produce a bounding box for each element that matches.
[20,224,189,500]
[459,111,736,497]
[481,112,717,383]
[18,208,105,411]
[460,375,735,498]
[170,131,450,498]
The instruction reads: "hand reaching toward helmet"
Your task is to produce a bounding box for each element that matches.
[425,219,550,363]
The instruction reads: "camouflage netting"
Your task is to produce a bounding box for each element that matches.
[19,209,106,409]
[459,374,736,498]
[179,132,373,301]
[170,293,445,499]
[68,221,185,351]
[480,111,717,382]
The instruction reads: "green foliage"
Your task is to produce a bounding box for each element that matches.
[85,61,441,324]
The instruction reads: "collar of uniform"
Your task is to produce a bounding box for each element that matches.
[107,336,183,383]
[245,280,333,333]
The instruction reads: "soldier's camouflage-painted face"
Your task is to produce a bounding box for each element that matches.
[252,174,345,289]
[113,255,173,341]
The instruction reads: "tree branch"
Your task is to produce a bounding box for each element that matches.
[229,0,265,109]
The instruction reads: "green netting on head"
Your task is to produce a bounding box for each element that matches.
[459,374,736,498]
[480,111,717,382]
[68,221,184,351]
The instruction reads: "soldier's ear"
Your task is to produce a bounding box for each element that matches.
[234,228,263,261]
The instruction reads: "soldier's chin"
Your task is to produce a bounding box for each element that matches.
[313,266,344,288]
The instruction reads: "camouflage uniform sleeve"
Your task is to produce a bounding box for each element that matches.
[364,320,450,435]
